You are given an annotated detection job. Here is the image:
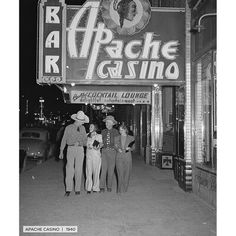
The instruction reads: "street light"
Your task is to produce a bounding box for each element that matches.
[25,99,29,115]
[39,97,45,122]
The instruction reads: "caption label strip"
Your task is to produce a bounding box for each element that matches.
[23,226,78,233]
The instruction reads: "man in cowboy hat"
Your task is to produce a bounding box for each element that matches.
[100,115,119,192]
[59,111,89,197]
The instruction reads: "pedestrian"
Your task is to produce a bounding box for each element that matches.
[55,121,66,161]
[85,123,103,194]
[56,121,66,144]
[59,111,89,197]
[100,116,119,192]
[114,124,135,193]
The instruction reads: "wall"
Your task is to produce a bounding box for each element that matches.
[190,0,216,208]
[192,167,216,207]
[191,0,216,58]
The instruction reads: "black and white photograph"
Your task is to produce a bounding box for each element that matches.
[4,0,236,235]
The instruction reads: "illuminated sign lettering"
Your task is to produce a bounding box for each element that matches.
[37,0,185,84]
[67,1,182,81]
[71,90,151,104]
[37,0,66,83]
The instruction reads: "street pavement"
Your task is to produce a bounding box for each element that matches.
[20,155,216,236]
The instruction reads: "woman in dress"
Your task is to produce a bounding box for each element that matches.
[85,123,103,193]
[114,124,135,193]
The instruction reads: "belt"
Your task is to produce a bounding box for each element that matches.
[104,147,115,150]
[68,144,83,147]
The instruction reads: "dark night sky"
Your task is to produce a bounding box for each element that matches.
[20,0,86,105]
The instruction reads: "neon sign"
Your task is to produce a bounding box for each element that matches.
[37,0,185,84]
[37,0,66,83]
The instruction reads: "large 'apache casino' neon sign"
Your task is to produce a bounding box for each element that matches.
[37,0,185,85]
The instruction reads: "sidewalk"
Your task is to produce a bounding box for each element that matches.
[20,155,216,236]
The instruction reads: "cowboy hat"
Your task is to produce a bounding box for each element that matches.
[103,115,117,125]
[71,111,89,123]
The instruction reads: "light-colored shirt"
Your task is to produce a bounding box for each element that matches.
[121,135,127,149]
[60,124,87,152]
[87,133,103,150]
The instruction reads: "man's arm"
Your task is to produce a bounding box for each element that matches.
[114,128,119,137]
[114,136,122,153]
[101,129,105,142]
[98,134,103,148]
[81,126,88,146]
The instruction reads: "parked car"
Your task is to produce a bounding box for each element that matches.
[20,127,54,162]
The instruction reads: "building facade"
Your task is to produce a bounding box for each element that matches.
[188,0,217,207]
[37,0,217,207]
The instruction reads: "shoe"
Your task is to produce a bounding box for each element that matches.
[87,191,91,194]
[75,191,80,195]
[64,191,71,197]
[100,188,105,193]
[107,188,112,192]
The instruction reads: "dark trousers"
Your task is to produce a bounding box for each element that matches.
[100,148,116,189]
[116,153,132,193]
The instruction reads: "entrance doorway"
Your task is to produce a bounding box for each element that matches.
[162,86,185,158]
[85,104,152,162]
[77,85,185,166]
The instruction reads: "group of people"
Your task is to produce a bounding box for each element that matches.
[59,110,135,197]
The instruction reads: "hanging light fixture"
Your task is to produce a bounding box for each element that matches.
[90,104,115,113]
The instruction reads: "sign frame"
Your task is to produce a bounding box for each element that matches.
[67,85,152,104]
[37,0,185,86]
[37,0,67,84]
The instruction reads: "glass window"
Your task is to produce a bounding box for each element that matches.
[162,87,175,153]
[194,51,216,170]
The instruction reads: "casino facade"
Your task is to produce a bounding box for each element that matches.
[37,0,216,207]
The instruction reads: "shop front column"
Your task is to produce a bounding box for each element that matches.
[151,85,163,166]
[133,105,141,156]
[178,2,192,191]
[145,104,151,164]
[140,105,145,157]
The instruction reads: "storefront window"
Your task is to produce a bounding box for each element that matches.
[176,86,185,158]
[194,51,216,170]
[162,87,175,154]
